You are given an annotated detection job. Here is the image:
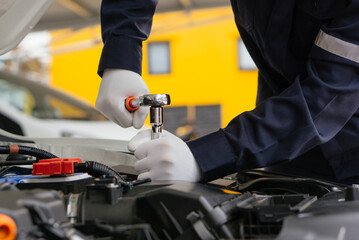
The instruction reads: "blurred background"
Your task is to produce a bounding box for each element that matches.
[0,0,258,141]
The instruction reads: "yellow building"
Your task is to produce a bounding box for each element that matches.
[50,6,258,137]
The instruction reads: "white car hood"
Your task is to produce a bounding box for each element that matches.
[0,0,53,55]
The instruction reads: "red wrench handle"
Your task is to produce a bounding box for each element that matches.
[125,96,139,112]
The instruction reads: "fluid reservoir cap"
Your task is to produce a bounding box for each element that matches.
[0,214,17,240]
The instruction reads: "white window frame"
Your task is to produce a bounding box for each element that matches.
[147,41,171,74]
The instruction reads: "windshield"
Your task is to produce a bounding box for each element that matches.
[0,78,106,121]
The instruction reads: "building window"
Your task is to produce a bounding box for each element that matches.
[148,42,171,74]
[237,38,257,71]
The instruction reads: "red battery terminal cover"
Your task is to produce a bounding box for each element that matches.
[32,158,82,176]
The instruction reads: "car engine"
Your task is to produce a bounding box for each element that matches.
[0,133,358,240]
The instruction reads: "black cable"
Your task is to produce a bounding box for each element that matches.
[132,178,151,186]
[17,145,57,159]
[74,161,129,187]
[0,145,58,160]
[0,145,57,166]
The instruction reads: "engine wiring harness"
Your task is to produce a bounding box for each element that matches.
[0,145,150,190]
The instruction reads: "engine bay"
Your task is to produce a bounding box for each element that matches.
[0,131,358,240]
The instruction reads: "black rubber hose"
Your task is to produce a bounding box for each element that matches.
[18,145,57,159]
[0,145,57,160]
[132,178,151,186]
[74,161,129,186]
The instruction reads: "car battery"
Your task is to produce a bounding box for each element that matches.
[0,173,93,194]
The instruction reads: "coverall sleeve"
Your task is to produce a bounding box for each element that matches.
[98,0,158,77]
[187,2,359,182]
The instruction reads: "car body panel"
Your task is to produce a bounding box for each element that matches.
[0,71,142,140]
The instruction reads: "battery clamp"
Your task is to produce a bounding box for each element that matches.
[32,158,82,176]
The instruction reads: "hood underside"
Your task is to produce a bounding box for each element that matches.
[0,0,53,56]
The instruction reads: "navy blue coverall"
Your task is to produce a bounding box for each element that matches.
[99,0,359,183]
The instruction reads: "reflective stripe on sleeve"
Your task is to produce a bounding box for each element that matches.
[315,29,359,64]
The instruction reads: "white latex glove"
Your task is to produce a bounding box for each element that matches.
[96,69,150,129]
[128,129,202,182]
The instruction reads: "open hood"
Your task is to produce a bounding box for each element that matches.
[0,0,53,56]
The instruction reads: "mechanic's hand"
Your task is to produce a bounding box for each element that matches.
[128,130,202,182]
[96,69,150,129]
